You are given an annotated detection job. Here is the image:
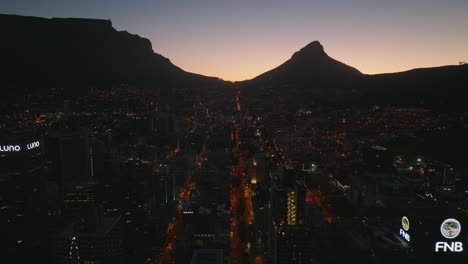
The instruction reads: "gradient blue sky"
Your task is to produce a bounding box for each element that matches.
[2,0,467,81]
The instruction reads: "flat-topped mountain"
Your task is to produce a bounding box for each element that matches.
[1,14,467,110]
[0,14,225,100]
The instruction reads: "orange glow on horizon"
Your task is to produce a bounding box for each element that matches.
[164,40,468,82]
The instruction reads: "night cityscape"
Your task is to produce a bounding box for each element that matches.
[1,1,468,264]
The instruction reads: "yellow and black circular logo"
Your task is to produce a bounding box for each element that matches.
[402,216,410,231]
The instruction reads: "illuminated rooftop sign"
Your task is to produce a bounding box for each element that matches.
[0,145,21,152]
[440,218,461,239]
[402,216,410,231]
[0,141,40,152]
[435,218,463,253]
[399,216,411,242]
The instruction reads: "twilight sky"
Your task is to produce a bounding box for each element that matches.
[2,0,468,81]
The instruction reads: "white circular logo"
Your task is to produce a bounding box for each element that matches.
[440,218,461,239]
[402,216,410,231]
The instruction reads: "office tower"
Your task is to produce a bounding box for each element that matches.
[267,166,314,264]
[248,153,266,184]
[0,129,48,262]
[53,207,124,264]
[46,126,91,192]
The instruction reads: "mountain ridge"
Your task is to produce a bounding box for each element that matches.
[0,14,225,101]
[245,40,362,86]
[2,14,467,110]
[239,41,468,111]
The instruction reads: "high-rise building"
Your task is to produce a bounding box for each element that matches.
[52,207,124,264]
[46,126,91,192]
[63,183,98,217]
[190,249,224,264]
[0,129,48,262]
[248,153,267,184]
[267,166,315,264]
[363,145,393,173]
[154,163,176,204]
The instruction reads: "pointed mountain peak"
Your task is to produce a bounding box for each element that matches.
[292,41,326,58]
[249,40,362,84]
[303,40,324,51]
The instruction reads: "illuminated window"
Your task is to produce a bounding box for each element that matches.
[287,191,297,225]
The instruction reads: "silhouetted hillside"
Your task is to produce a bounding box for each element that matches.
[0,14,225,100]
[2,14,467,110]
[240,41,468,111]
[246,41,362,86]
[360,65,468,110]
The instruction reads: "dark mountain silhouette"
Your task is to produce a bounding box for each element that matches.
[247,41,362,86]
[240,41,468,111]
[360,64,468,110]
[1,14,467,110]
[0,14,225,100]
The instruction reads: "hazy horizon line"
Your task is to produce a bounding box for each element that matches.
[2,13,466,82]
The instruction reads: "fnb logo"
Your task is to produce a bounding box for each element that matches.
[434,218,463,253]
[399,216,410,242]
[399,229,410,242]
[435,242,463,252]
